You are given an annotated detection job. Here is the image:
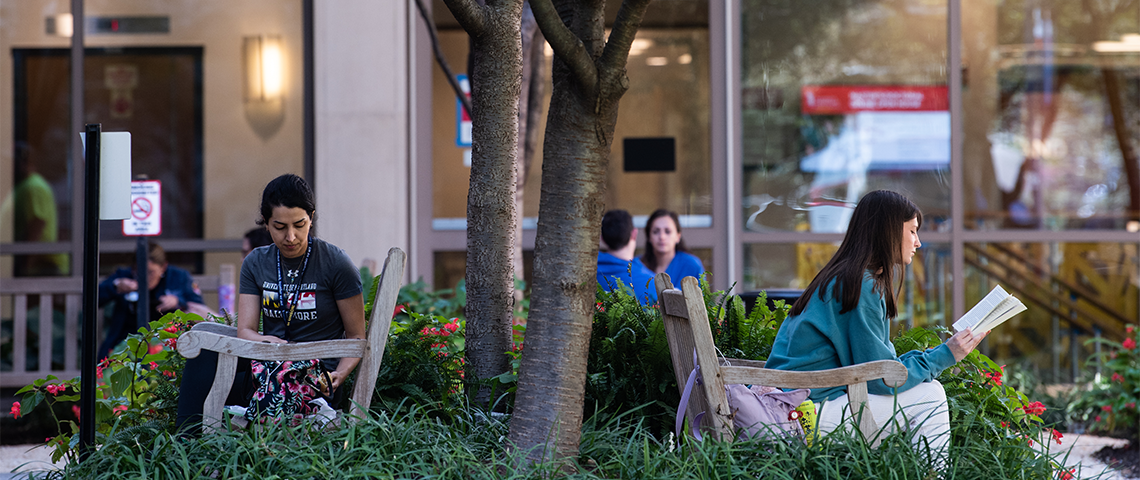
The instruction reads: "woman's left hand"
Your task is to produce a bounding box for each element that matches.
[946,328,989,362]
[325,371,346,395]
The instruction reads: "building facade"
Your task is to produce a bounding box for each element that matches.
[1,0,1138,384]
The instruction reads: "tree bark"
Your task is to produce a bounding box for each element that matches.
[513,3,546,314]
[1101,67,1140,221]
[509,0,651,465]
[443,0,524,407]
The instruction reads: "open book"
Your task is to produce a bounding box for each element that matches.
[952,285,1027,333]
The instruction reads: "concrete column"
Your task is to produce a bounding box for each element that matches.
[314,0,411,272]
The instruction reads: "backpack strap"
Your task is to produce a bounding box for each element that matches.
[676,349,705,441]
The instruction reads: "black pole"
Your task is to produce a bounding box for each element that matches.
[136,236,149,331]
[79,123,101,461]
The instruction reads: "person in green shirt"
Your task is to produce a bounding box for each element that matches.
[766,190,987,463]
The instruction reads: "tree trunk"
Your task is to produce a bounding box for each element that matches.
[512,4,546,316]
[448,0,525,407]
[509,0,649,464]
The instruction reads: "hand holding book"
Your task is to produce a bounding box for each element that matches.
[953,285,1027,333]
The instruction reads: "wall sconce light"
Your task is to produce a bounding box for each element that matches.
[242,35,286,139]
[243,35,285,102]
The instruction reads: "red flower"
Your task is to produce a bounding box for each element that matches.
[1124,338,1136,350]
[1102,405,1113,412]
[983,366,1005,387]
[164,325,179,333]
[150,362,159,371]
[1059,467,1075,480]
[1113,373,1124,383]
[1052,429,1063,445]
[1022,401,1047,416]
[393,304,406,317]
[112,405,128,415]
[164,338,177,349]
[444,321,459,333]
[163,370,176,378]
[45,384,66,396]
[10,401,20,418]
[72,405,81,421]
[1095,415,1102,422]
[595,302,605,313]
[1000,421,1009,428]
[1128,326,1135,334]
[148,343,163,355]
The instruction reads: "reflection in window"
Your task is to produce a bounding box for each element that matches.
[963,0,1140,230]
[741,0,950,233]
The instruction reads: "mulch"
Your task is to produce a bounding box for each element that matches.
[1096,442,1140,478]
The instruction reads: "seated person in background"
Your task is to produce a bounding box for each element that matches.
[97,243,204,360]
[242,226,274,258]
[639,209,704,283]
[764,190,986,463]
[597,209,658,305]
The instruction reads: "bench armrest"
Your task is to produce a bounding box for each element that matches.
[177,330,368,361]
[719,359,908,389]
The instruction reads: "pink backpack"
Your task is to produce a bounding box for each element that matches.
[676,350,810,441]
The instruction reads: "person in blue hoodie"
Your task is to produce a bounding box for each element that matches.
[638,209,704,283]
[765,190,987,464]
[596,209,658,305]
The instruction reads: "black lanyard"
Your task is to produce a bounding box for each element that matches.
[275,239,312,340]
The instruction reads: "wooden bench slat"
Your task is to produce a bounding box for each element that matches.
[178,331,368,361]
[720,360,908,389]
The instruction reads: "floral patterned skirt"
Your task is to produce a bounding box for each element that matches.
[245,359,331,423]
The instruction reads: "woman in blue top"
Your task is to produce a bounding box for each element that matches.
[765,190,986,463]
[639,209,705,283]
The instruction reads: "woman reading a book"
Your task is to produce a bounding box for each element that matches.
[765,190,987,461]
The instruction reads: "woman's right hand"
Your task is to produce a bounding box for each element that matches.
[946,328,989,362]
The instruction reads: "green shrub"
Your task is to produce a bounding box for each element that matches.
[1074,324,1140,439]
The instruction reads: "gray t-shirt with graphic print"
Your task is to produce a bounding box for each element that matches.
[239,236,363,343]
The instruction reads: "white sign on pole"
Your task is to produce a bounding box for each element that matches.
[123,180,162,236]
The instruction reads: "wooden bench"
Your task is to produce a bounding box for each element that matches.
[0,269,234,388]
[654,273,908,443]
[176,248,405,432]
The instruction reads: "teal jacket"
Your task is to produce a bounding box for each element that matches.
[765,272,956,403]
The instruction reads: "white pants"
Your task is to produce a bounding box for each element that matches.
[817,380,949,460]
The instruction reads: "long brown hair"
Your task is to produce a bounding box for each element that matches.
[640,209,689,272]
[789,190,922,319]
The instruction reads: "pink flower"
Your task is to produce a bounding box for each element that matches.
[1113,373,1124,383]
[1124,338,1136,350]
[1022,401,1047,416]
[164,325,179,333]
[150,362,159,371]
[148,344,163,355]
[444,322,459,333]
[1052,429,1063,445]
[1096,415,1102,422]
[1128,402,1136,410]
[1103,405,1113,412]
[72,405,81,421]
[45,384,66,396]
[113,405,128,415]
[253,391,265,400]
[1127,326,1135,334]
[10,401,20,418]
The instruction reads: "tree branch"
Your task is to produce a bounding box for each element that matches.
[530,0,596,93]
[599,0,652,75]
[441,0,486,36]
[415,0,473,116]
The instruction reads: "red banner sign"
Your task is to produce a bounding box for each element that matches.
[801,85,948,114]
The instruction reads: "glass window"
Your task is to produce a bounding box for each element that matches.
[740,0,950,232]
[742,241,952,331]
[962,0,1140,230]
[966,241,1139,382]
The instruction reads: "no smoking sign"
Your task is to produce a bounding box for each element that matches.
[124,180,161,236]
